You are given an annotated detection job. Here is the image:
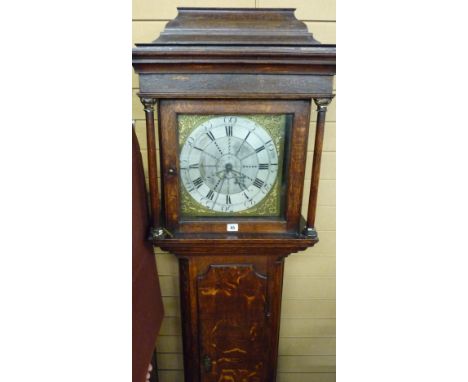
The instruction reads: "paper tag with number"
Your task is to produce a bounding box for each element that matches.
[227,223,238,232]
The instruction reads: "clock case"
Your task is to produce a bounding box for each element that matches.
[132,8,336,382]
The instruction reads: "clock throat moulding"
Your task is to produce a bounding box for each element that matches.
[132,8,336,382]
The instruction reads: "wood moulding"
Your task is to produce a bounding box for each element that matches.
[154,233,318,257]
[143,7,320,46]
[132,8,336,75]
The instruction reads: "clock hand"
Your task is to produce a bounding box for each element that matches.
[232,172,248,191]
[235,131,251,156]
[215,169,227,178]
[230,169,254,182]
[212,177,226,209]
[199,151,219,160]
[239,151,257,161]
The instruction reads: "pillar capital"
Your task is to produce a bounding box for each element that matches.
[313,97,334,112]
[140,97,157,112]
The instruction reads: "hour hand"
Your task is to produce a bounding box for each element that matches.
[215,169,227,178]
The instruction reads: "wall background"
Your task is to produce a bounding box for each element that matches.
[132,1,336,381]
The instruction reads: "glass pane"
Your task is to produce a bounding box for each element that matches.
[178,114,291,218]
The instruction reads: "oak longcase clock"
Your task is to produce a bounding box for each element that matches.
[132,7,336,382]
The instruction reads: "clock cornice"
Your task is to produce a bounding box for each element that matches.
[132,8,336,75]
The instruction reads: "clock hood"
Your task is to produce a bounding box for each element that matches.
[132,8,336,76]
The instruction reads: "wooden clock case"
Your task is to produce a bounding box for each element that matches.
[132,8,336,382]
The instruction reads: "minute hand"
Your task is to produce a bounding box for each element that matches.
[235,131,251,156]
[239,151,257,161]
[231,169,253,182]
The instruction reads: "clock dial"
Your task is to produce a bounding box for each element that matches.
[179,116,279,213]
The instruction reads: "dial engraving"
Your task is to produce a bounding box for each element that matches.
[180,116,279,213]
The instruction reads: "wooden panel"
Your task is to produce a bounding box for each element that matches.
[139,73,334,98]
[279,318,335,337]
[132,21,335,46]
[279,338,335,355]
[133,92,336,123]
[154,280,337,373]
[197,265,268,382]
[282,276,335,299]
[133,66,336,93]
[162,296,336,319]
[258,0,336,21]
[133,0,255,20]
[278,355,336,373]
[198,265,267,318]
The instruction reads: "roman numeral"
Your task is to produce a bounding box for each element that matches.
[253,178,264,188]
[225,125,233,136]
[194,146,203,152]
[226,195,231,204]
[206,131,215,141]
[255,145,265,153]
[193,177,203,188]
[189,163,199,169]
[259,163,269,170]
[206,190,215,200]
[243,192,250,200]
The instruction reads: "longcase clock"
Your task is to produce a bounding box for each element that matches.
[132,7,336,382]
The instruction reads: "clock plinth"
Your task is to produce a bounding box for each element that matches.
[133,7,335,382]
